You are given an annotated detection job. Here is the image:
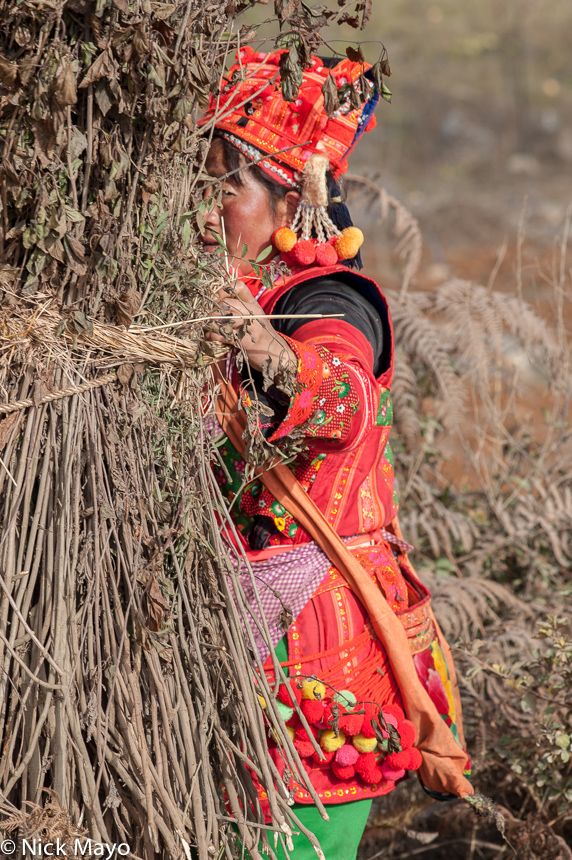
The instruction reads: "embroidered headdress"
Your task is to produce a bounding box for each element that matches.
[200,47,381,266]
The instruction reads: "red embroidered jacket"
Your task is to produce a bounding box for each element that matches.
[214,265,469,808]
[214,264,398,546]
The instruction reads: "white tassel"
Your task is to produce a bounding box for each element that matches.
[289,154,341,243]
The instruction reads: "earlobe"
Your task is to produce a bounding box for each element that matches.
[283,190,300,226]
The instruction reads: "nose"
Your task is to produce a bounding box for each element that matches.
[202,187,221,228]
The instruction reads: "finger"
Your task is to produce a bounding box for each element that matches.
[204,331,228,343]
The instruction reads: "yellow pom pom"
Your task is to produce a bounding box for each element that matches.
[352,733,378,753]
[273,227,297,253]
[301,679,327,701]
[334,227,364,261]
[287,725,296,741]
[321,729,346,752]
[257,694,267,709]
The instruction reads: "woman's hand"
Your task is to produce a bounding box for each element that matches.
[206,280,297,377]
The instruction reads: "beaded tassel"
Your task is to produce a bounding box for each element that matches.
[272,152,365,266]
[290,154,341,242]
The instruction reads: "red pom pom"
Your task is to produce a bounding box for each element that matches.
[355,752,383,784]
[295,722,319,741]
[354,752,376,779]
[293,738,315,758]
[331,761,356,780]
[301,699,324,725]
[315,242,338,267]
[323,702,346,728]
[369,765,383,784]
[291,239,316,265]
[339,712,364,736]
[396,719,417,750]
[406,747,422,770]
[386,749,411,770]
[278,683,302,708]
[382,703,405,722]
[312,747,335,764]
[360,703,378,738]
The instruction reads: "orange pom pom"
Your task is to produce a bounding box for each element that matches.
[272,227,297,253]
[334,227,364,261]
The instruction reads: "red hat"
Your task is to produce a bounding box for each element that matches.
[200,46,380,185]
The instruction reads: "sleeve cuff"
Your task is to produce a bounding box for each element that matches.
[268,335,324,441]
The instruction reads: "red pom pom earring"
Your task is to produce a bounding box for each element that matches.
[271,154,364,269]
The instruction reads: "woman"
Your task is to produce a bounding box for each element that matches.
[200,48,472,859]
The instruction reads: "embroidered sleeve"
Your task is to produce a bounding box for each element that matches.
[269,324,378,451]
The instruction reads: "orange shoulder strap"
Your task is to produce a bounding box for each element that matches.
[215,374,473,798]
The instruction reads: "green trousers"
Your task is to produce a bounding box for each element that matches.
[272,798,373,860]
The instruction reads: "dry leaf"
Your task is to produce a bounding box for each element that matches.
[346,45,365,64]
[322,72,340,117]
[54,61,77,107]
[133,28,150,57]
[0,412,21,451]
[32,378,51,405]
[114,287,141,329]
[64,235,88,276]
[32,120,57,166]
[145,576,169,632]
[116,363,134,385]
[79,49,118,89]
[0,56,18,87]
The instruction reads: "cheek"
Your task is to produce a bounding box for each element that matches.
[227,194,276,236]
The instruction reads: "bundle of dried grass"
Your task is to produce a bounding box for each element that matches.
[0,0,380,857]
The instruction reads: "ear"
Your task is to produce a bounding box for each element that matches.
[275,190,300,228]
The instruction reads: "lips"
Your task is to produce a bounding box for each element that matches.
[201,232,220,252]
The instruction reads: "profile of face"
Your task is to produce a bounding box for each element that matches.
[202,138,299,277]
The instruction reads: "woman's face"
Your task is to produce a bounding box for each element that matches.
[202,139,298,277]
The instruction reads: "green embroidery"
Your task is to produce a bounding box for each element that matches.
[333,379,351,398]
[375,389,393,427]
[384,441,395,466]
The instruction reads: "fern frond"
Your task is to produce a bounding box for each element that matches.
[391,348,421,449]
[344,175,422,295]
[418,572,529,640]
[387,289,466,429]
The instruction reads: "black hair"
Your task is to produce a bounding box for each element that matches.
[327,173,362,270]
[214,134,362,269]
